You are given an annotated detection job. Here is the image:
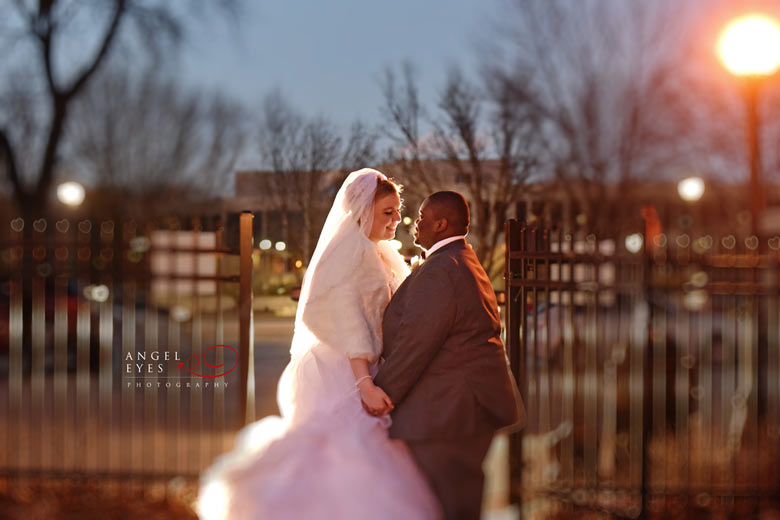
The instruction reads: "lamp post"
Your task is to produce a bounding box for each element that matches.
[717,13,780,235]
[717,13,780,431]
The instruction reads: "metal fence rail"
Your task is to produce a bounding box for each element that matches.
[0,212,254,491]
[505,219,780,518]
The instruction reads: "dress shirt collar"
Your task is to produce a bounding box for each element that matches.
[423,235,466,258]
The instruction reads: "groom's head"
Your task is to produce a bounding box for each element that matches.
[413,191,470,250]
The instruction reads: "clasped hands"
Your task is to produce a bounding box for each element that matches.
[358,379,394,416]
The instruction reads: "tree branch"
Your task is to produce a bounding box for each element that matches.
[65,0,127,99]
[31,0,59,96]
[0,127,24,197]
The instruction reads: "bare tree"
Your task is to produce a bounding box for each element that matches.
[437,67,542,276]
[297,117,341,262]
[487,0,731,230]
[0,0,241,216]
[64,65,246,215]
[341,120,379,173]
[255,90,304,253]
[380,63,540,277]
[379,62,452,199]
[255,91,351,262]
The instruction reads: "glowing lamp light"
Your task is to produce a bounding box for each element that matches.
[57,181,85,207]
[684,290,709,311]
[677,177,705,202]
[275,241,286,251]
[171,305,192,322]
[295,260,303,268]
[389,239,403,250]
[259,239,272,250]
[83,284,110,302]
[129,236,151,253]
[625,233,643,254]
[718,14,780,77]
[402,216,413,226]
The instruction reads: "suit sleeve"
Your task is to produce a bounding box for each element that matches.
[374,265,455,405]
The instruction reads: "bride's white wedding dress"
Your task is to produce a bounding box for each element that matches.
[196,169,441,520]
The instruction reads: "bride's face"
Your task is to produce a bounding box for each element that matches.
[369,192,402,241]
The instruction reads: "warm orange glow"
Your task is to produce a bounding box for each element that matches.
[717,14,780,76]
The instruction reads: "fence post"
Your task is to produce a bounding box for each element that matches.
[641,229,652,519]
[238,211,255,427]
[505,219,525,506]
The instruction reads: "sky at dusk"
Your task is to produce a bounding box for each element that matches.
[176,0,497,129]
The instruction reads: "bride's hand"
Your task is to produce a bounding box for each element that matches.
[358,380,394,416]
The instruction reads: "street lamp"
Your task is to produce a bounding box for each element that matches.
[56,181,85,207]
[718,13,780,427]
[718,15,780,77]
[717,13,780,235]
[677,177,705,202]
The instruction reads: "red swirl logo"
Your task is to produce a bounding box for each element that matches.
[178,345,239,378]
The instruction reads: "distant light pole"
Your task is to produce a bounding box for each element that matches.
[717,13,780,236]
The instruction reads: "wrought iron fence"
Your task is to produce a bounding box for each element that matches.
[505,219,780,518]
[0,212,255,493]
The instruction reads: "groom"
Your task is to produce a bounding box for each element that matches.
[371,191,524,520]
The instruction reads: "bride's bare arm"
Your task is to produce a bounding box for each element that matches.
[349,357,371,381]
[349,358,394,415]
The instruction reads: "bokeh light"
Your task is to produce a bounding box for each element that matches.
[677,177,705,202]
[171,305,192,322]
[57,181,86,207]
[718,14,780,77]
[83,284,110,302]
[130,236,151,253]
[625,233,643,254]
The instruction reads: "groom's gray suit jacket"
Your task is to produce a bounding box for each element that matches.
[374,239,523,441]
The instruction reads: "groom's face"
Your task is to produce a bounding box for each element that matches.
[413,200,437,250]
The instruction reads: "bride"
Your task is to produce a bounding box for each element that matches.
[197,168,442,519]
